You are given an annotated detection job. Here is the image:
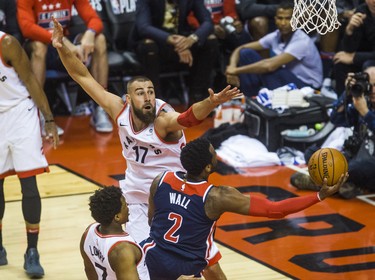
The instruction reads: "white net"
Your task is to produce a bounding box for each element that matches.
[291,0,341,35]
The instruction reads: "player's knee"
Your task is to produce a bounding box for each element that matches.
[94,33,107,54]
[138,39,158,56]
[20,177,40,198]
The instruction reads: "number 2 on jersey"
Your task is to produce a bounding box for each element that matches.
[164,212,182,243]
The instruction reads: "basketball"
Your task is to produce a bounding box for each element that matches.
[308,148,348,186]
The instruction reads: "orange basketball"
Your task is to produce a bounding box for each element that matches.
[308,148,348,186]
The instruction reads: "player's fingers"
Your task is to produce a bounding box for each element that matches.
[322,177,328,188]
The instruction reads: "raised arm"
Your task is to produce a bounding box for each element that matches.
[154,85,243,139]
[51,17,123,120]
[2,34,59,148]
[206,173,349,220]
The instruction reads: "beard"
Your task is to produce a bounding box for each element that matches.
[132,101,156,125]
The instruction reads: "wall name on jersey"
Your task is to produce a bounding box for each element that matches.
[169,192,191,209]
[88,245,105,262]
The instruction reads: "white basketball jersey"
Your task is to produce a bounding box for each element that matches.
[0,31,30,113]
[83,223,145,280]
[117,99,186,204]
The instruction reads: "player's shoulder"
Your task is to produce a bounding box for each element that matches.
[109,240,141,262]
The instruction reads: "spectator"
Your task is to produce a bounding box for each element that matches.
[187,0,251,91]
[0,0,22,43]
[17,0,113,133]
[0,31,59,278]
[318,0,364,80]
[320,0,364,54]
[188,0,250,52]
[130,0,220,105]
[52,16,242,279]
[291,66,375,199]
[333,0,375,95]
[237,0,279,44]
[142,137,347,279]
[226,0,323,97]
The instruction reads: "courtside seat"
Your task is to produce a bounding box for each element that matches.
[103,0,142,77]
[45,70,77,114]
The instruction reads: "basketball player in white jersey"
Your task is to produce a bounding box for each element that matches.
[81,186,148,279]
[52,17,241,279]
[82,186,202,280]
[0,31,59,277]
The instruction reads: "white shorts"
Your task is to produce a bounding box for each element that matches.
[0,98,48,179]
[125,203,151,280]
[126,203,150,244]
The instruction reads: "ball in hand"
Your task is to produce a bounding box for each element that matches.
[308,148,348,186]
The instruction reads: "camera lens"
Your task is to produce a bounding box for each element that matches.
[350,84,364,97]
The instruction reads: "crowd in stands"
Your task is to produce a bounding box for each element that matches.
[1,0,373,109]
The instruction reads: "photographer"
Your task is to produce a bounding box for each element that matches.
[291,66,375,199]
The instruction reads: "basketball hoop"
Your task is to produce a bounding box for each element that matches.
[291,0,341,35]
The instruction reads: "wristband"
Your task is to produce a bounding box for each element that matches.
[45,119,55,123]
[177,106,203,127]
[87,28,96,34]
[317,192,322,201]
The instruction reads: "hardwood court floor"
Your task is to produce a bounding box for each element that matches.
[1,115,374,279]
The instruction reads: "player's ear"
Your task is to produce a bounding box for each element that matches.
[114,214,120,222]
[205,164,213,173]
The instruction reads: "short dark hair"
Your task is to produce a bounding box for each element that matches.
[278,0,294,10]
[181,138,212,176]
[89,186,123,226]
[127,76,152,93]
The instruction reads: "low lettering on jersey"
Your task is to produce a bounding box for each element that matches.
[39,10,69,21]
[89,245,105,262]
[169,192,191,209]
[110,0,136,15]
[0,75,7,82]
[123,136,134,149]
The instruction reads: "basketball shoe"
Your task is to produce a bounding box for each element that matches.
[290,172,320,191]
[0,247,7,265]
[24,248,44,278]
[91,106,113,133]
[338,182,363,199]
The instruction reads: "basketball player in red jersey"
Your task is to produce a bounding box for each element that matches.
[143,138,348,279]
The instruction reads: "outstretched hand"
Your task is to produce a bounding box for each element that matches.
[51,16,64,49]
[318,173,349,200]
[208,85,244,106]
